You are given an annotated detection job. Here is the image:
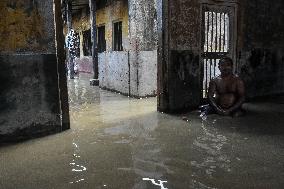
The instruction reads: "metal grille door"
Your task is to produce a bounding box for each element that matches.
[201,4,237,98]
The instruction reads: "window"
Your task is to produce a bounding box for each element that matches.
[97,26,106,53]
[83,29,92,56]
[113,21,123,51]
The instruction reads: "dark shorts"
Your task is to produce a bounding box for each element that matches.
[199,104,245,116]
[199,104,216,115]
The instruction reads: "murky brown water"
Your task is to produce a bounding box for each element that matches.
[1,74,284,189]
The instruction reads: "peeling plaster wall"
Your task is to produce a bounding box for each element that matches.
[137,50,157,96]
[127,0,158,97]
[99,52,130,94]
[128,0,158,51]
[98,50,157,97]
[0,0,61,141]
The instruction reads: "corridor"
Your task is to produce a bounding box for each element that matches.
[1,75,283,189]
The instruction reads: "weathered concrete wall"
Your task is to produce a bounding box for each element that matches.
[128,0,158,51]
[137,50,157,96]
[158,0,201,112]
[237,0,284,98]
[127,0,158,97]
[99,50,157,97]
[0,0,55,53]
[0,0,62,142]
[99,52,130,95]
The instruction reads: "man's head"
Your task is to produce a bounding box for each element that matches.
[218,57,233,76]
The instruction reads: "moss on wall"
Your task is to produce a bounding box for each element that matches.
[0,0,46,52]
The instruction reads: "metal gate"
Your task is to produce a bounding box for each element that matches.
[201,3,237,98]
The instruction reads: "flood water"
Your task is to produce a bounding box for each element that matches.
[1,74,284,189]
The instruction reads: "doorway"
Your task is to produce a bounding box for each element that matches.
[200,2,237,99]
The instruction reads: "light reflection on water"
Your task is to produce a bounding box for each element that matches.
[191,120,231,177]
[63,75,284,189]
[69,140,87,184]
[142,178,168,189]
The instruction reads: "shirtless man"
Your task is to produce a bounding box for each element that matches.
[206,57,245,116]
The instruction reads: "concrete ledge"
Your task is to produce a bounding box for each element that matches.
[100,86,157,99]
[0,124,62,144]
[90,79,99,86]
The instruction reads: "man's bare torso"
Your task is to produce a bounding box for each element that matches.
[212,75,242,109]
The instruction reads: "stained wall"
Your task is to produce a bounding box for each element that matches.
[0,0,62,141]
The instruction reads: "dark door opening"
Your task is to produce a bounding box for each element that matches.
[83,29,92,56]
[97,25,106,53]
[113,21,123,51]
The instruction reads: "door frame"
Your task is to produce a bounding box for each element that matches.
[199,0,238,101]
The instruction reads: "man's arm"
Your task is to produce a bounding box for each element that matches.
[208,80,225,115]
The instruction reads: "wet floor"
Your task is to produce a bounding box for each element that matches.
[1,74,284,189]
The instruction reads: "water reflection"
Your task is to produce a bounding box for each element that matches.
[191,120,231,178]
[69,138,87,184]
[142,178,168,189]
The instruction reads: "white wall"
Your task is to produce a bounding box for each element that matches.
[99,50,157,97]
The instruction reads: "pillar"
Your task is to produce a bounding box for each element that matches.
[89,0,99,86]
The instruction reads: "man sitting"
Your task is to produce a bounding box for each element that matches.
[202,57,245,117]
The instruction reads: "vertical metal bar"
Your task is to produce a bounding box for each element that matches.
[219,12,222,52]
[204,12,207,52]
[210,12,214,52]
[209,59,212,84]
[223,13,226,52]
[211,12,214,52]
[205,59,208,97]
[213,59,216,77]
[206,11,209,52]
[204,12,206,52]
[227,13,229,52]
[215,12,218,52]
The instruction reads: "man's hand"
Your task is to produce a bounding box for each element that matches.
[216,107,231,116]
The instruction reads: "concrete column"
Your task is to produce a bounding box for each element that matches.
[89,0,99,86]
[54,0,70,130]
[127,0,158,97]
